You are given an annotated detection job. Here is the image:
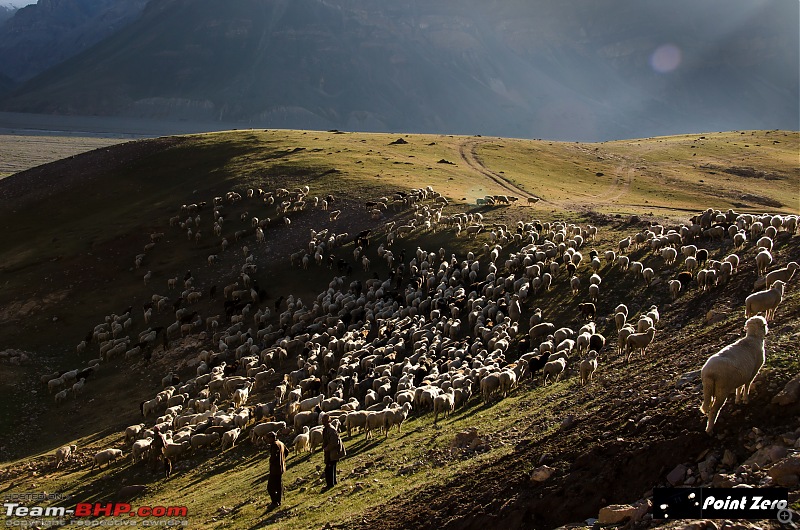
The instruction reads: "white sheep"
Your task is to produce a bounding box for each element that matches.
[125,423,145,444]
[542,358,566,385]
[745,280,785,322]
[292,426,311,454]
[231,384,251,408]
[48,376,65,394]
[190,432,220,450]
[661,247,678,265]
[365,409,391,439]
[71,378,86,397]
[700,316,768,434]
[755,248,773,276]
[617,325,636,356]
[384,402,413,435]
[765,262,799,288]
[221,428,241,450]
[345,410,370,437]
[131,438,153,462]
[54,388,70,405]
[54,444,77,469]
[625,327,656,362]
[668,279,682,301]
[92,448,123,470]
[579,351,598,386]
[250,421,286,444]
[480,372,501,402]
[164,441,190,460]
[433,389,455,424]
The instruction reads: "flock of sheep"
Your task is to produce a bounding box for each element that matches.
[43,182,797,483]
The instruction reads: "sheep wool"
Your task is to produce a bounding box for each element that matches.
[700,316,768,434]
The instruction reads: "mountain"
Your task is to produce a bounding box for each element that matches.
[0,5,17,24]
[0,0,797,141]
[0,0,147,82]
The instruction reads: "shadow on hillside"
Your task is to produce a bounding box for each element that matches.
[52,462,155,507]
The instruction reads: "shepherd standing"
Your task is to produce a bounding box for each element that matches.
[266,432,289,507]
[321,415,346,490]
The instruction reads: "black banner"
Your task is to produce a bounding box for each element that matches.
[653,488,790,522]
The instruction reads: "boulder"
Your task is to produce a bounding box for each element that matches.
[771,373,800,406]
[676,370,701,389]
[767,454,800,487]
[598,504,637,524]
[743,445,787,467]
[452,428,479,449]
[530,465,555,483]
[705,310,725,325]
[721,449,737,468]
[667,463,688,486]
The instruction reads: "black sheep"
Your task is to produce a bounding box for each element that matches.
[76,367,95,380]
[527,352,552,377]
[179,311,198,325]
[578,302,596,321]
[696,248,709,267]
[677,271,693,291]
[589,333,606,353]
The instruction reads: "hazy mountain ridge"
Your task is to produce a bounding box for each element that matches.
[0,0,147,82]
[0,5,16,24]
[0,0,797,141]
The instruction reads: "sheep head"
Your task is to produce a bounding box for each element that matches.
[744,315,768,339]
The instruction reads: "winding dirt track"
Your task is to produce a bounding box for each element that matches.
[458,137,637,212]
[458,138,551,204]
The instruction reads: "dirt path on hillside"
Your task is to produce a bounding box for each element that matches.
[458,138,551,204]
[458,137,639,213]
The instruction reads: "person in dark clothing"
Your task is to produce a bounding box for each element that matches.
[150,425,168,472]
[266,432,288,508]
[321,415,345,490]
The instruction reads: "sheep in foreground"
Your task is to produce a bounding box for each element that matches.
[384,402,413,435]
[765,262,799,288]
[700,316,768,434]
[542,358,566,385]
[190,432,220,450]
[617,325,636,357]
[54,444,77,469]
[248,421,284,445]
[163,441,190,460]
[433,389,455,424]
[291,426,311,454]
[345,410,370,437]
[480,372,501,402]
[625,327,656,362]
[755,249,773,276]
[745,280,785,322]
[668,279,682,301]
[131,438,152,462]
[221,428,241,451]
[579,351,599,386]
[92,448,123,470]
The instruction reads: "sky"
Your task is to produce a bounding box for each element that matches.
[3,0,35,7]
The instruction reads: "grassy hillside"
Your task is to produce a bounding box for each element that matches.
[0,129,798,529]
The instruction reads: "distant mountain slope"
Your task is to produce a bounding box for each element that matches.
[0,0,797,141]
[0,5,17,24]
[0,0,147,82]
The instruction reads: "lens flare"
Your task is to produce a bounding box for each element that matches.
[650,44,682,73]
